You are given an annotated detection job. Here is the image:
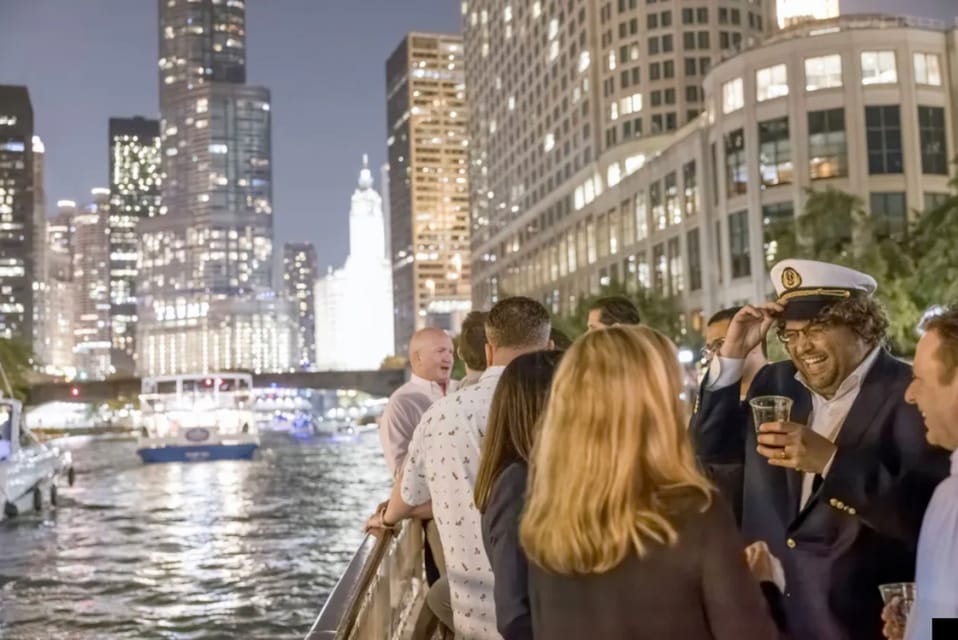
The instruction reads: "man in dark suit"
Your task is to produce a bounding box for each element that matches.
[690,259,949,640]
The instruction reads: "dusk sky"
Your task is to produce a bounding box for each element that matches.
[0,0,953,271]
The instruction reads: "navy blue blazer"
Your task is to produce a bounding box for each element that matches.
[689,349,949,640]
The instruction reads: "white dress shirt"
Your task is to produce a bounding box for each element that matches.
[378,373,453,477]
[707,347,882,507]
[401,366,506,640]
[905,450,958,640]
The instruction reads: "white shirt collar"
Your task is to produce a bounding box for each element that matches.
[408,372,449,396]
[480,365,506,382]
[794,345,882,402]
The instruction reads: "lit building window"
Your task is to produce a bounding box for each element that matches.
[607,162,622,187]
[549,18,559,40]
[756,64,788,101]
[722,77,744,114]
[805,54,842,91]
[544,133,555,152]
[861,51,897,85]
[608,51,616,71]
[578,51,591,73]
[913,52,942,86]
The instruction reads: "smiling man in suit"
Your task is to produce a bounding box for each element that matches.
[690,259,949,640]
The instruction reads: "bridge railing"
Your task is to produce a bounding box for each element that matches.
[305,520,426,640]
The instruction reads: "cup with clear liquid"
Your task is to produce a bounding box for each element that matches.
[749,395,793,434]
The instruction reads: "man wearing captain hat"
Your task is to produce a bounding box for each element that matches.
[690,258,949,640]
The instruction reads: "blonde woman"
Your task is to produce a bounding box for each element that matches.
[520,326,779,640]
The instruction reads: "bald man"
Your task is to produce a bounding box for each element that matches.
[379,327,456,477]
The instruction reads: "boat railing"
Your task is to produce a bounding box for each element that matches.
[305,520,427,640]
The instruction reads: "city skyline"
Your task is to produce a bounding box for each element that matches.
[2,0,949,276]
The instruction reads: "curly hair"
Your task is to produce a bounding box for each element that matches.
[780,295,889,347]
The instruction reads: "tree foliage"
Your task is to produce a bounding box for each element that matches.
[765,185,958,355]
[0,338,33,402]
[551,280,691,347]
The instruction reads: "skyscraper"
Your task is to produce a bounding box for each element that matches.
[73,189,113,379]
[282,242,318,368]
[43,202,77,374]
[109,116,161,375]
[141,0,276,374]
[385,33,472,357]
[462,1,765,312]
[775,0,839,30]
[314,158,393,371]
[31,135,46,362]
[0,86,35,344]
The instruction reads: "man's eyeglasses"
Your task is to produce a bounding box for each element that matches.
[777,323,829,345]
[700,338,725,361]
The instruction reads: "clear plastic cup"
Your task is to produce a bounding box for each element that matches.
[749,395,793,434]
[879,582,916,616]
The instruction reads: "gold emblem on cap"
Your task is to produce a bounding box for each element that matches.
[781,267,802,290]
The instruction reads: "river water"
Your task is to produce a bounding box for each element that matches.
[0,432,392,639]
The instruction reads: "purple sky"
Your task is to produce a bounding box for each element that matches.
[0,0,953,271]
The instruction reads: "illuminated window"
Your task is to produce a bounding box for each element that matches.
[913,53,942,86]
[722,78,744,114]
[805,54,842,91]
[861,51,897,85]
[756,64,788,101]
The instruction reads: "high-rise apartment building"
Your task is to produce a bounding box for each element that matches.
[32,135,46,361]
[109,116,161,375]
[386,33,471,356]
[73,189,113,379]
[462,0,764,311]
[282,242,318,368]
[140,0,278,374]
[43,202,77,374]
[0,86,36,343]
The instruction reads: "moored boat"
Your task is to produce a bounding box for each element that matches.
[137,373,259,463]
[0,396,74,520]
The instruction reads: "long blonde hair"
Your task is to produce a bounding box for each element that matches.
[519,325,712,575]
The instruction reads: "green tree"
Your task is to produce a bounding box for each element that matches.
[0,338,33,402]
[552,280,690,347]
[908,181,958,310]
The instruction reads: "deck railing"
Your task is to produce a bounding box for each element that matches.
[306,520,427,640]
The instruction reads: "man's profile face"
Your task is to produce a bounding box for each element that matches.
[782,319,869,398]
[587,309,607,332]
[906,330,958,450]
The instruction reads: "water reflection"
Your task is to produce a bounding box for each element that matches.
[0,433,391,639]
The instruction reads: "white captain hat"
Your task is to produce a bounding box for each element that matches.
[770,259,877,321]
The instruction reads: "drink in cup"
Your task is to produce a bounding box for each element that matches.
[749,395,793,434]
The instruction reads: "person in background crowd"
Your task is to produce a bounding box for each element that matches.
[367,297,553,639]
[586,295,640,331]
[549,327,573,351]
[882,307,958,640]
[475,350,563,640]
[376,327,455,636]
[704,306,768,400]
[690,259,949,640]
[458,311,488,389]
[521,326,780,640]
[379,327,455,477]
[698,306,770,523]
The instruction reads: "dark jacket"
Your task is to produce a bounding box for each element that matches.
[527,493,780,640]
[481,460,532,640]
[689,349,950,640]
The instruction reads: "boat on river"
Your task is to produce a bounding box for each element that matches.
[137,373,259,463]
[0,396,75,520]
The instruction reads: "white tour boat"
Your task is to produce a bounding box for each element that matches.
[137,373,259,463]
[0,396,74,520]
